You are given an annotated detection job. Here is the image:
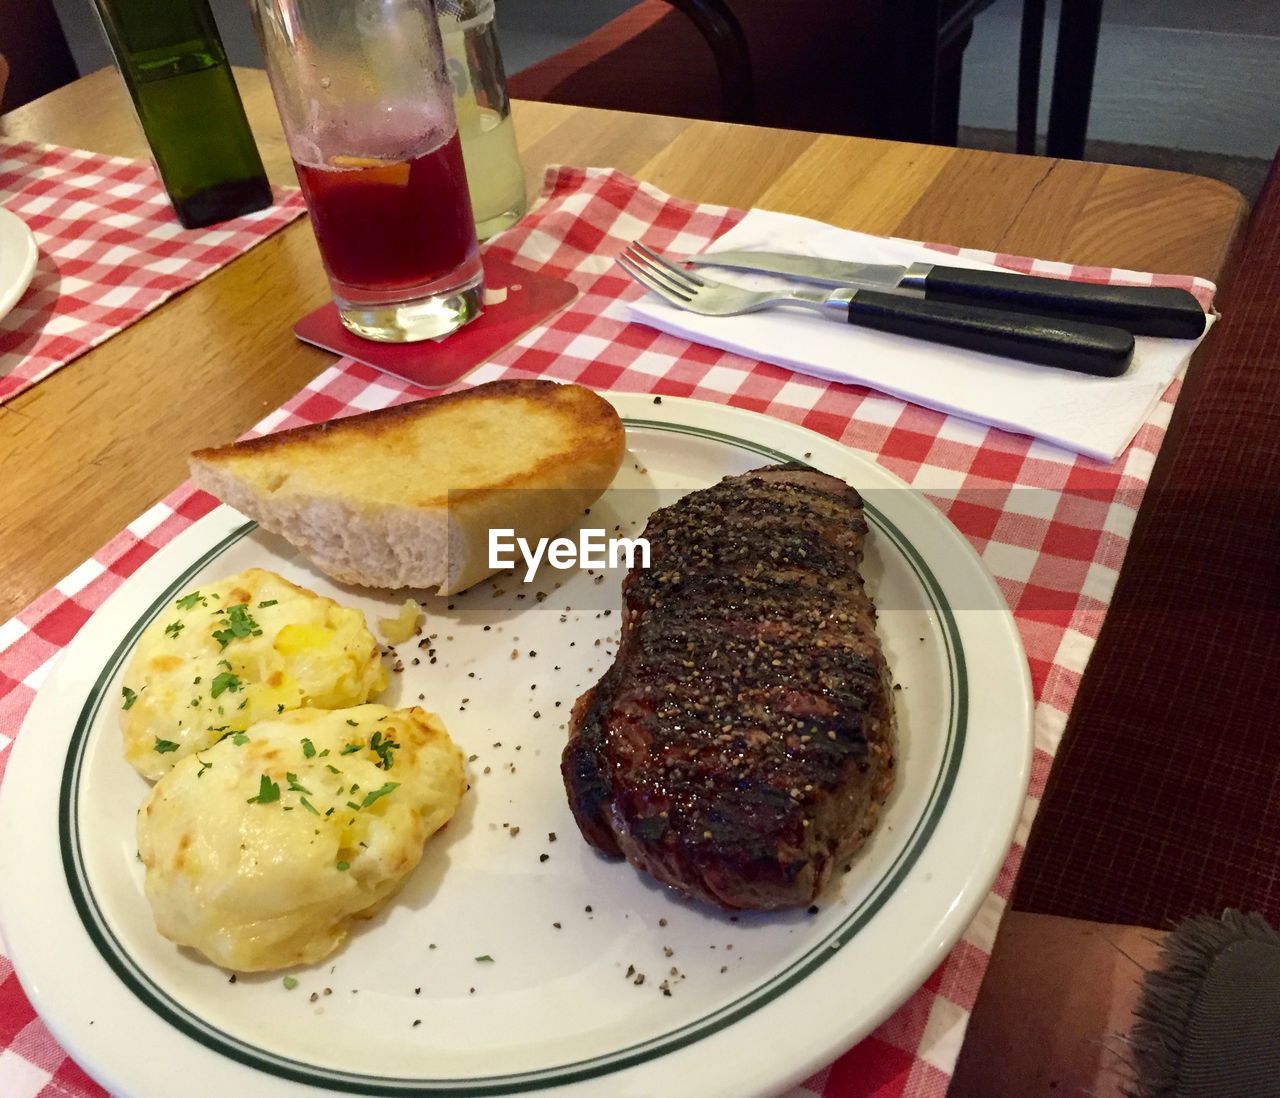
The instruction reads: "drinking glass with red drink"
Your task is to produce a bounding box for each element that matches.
[251,0,482,342]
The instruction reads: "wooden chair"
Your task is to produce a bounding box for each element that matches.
[508,0,995,146]
[1017,0,1105,158]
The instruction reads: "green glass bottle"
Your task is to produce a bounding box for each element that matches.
[92,0,272,229]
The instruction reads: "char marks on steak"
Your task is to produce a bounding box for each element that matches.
[562,464,895,910]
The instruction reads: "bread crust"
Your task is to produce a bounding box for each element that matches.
[189,380,626,593]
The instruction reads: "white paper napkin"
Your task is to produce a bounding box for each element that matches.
[627,209,1216,462]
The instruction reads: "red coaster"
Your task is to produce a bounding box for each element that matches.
[293,255,578,388]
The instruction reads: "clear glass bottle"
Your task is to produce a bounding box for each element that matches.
[91,0,272,229]
[438,0,528,240]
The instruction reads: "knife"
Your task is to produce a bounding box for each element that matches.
[684,250,1207,339]
[816,288,1134,377]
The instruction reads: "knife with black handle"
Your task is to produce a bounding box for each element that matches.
[837,288,1134,376]
[686,252,1207,339]
[913,265,1204,338]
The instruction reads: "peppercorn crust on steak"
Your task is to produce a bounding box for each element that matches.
[137,705,465,972]
[121,569,388,782]
[562,465,896,911]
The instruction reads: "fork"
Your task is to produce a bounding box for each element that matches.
[617,242,1134,377]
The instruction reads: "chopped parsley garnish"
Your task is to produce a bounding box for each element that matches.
[301,738,316,758]
[246,774,280,805]
[340,742,363,755]
[475,955,494,963]
[345,801,361,810]
[212,603,263,649]
[258,599,278,608]
[282,976,298,990]
[164,620,184,638]
[154,737,180,754]
[325,764,340,774]
[276,703,285,714]
[370,730,400,770]
[231,732,250,746]
[175,592,206,611]
[299,796,320,816]
[360,782,399,808]
[195,754,212,778]
[345,719,358,727]
[335,861,350,871]
[318,749,330,758]
[192,676,202,685]
[121,686,137,710]
[286,772,311,795]
[210,670,241,698]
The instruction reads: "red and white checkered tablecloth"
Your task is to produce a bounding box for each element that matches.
[0,166,1217,1097]
[0,140,306,405]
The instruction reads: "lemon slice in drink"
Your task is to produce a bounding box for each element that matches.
[329,155,411,186]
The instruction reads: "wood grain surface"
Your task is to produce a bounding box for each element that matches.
[0,67,1247,623]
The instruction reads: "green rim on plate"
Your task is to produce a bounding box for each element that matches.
[58,421,968,1094]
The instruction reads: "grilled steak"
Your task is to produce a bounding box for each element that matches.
[562,464,895,910]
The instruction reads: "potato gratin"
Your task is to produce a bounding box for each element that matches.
[120,568,388,781]
[137,704,466,971]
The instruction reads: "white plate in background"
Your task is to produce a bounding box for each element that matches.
[0,206,38,323]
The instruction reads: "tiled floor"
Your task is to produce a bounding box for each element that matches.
[962,0,1279,158]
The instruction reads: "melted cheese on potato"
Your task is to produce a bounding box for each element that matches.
[120,569,388,780]
[137,704,465,971]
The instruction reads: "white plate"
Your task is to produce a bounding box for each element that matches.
[0,206,38,324]
[0,394,1032,1097]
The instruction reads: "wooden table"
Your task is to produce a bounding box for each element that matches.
[0,66,1246,625]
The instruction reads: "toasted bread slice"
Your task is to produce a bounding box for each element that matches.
[189,380,626,594]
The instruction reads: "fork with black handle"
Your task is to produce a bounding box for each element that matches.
[618,242,1135,378]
